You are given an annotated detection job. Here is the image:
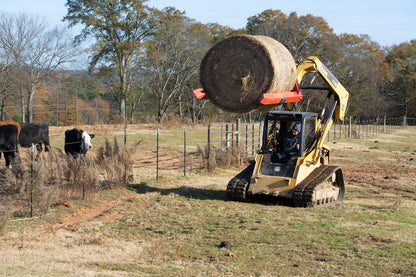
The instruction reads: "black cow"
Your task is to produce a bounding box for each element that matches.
[18,123,51,158]
[64,128,95,157]
[0,124,19,167]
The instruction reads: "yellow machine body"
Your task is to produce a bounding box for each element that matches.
[226,57,349,207]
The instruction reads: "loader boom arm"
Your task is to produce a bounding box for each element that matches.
[296,56,349,121]
[296,57,350,164]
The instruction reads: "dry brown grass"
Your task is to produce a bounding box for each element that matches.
[0,165,28,196]
[199,144,246,172]
[0,137,138,223]
[0,208,9,231]
[96,137,136,187]
[63,157,100,199]
[0,127,416,276]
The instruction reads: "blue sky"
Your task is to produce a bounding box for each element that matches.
[1,0,415,47]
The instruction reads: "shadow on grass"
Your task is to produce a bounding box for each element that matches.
[127,182,294,206]
[127,182,227,201]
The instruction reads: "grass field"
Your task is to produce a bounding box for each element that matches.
[0,125,415,276]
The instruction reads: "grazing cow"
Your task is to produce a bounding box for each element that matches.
[64,128,95,157]
[18,123,51,158]
[0,124,19,167]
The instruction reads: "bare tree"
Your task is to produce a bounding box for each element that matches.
[0,12,77,122]
[0,61,12,120]
[145,8,210,122]
[0,13,42,121]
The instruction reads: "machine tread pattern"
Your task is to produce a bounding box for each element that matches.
[293,165,345,207]
[226,162,255,202]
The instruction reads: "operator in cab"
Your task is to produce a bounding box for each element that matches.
[272,123,301,163]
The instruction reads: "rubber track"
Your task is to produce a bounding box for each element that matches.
[226,162,255,201]
[293,165,345,207]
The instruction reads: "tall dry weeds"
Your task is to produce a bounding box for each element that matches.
[0,162,28,196]
[0,207,9,231]
[63,156,100,199]
[0,148,102,219]
[198,144,246,173]
[96,137,136,187]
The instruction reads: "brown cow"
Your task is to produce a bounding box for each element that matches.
[0,121,21,167]
[0,121,21,137]
[0,124,19,167]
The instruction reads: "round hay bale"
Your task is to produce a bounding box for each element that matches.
[200,35,297,113]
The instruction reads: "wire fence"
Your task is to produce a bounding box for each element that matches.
[407,117,416,126]
[329,116,406,141]
[208,120,262,157]
[206,116,408,159]
[0,147,108,219]
[0,126,210,221]
[0,115,409,222]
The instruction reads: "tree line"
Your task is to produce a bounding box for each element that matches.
[0,0,415,125]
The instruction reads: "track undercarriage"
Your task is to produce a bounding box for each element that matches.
[226,164,345,207]
[292,165,345,207]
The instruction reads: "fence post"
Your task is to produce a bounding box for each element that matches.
[207,123,211,172]
[226,124,230,148]
[384,116,386,133]
[259,121,263,150]
[30,144,34,218]
[246,124,248,154]
[156,128,159,180]
[371,122,375,137]
[344,121,347,139]
[236,119,240,146]
[124,128,127,146]
[95,99,98,124]
[236,119,240,164]
[388,117,390,132]
[252,124,255,156]
[403,115,407,126]
[348,117,351,138]
[220,123,224,148]
[184,128,186,177]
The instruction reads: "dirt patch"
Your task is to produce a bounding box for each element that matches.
[53,194,139,231]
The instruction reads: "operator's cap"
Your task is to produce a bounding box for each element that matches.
[292,123,301,132]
